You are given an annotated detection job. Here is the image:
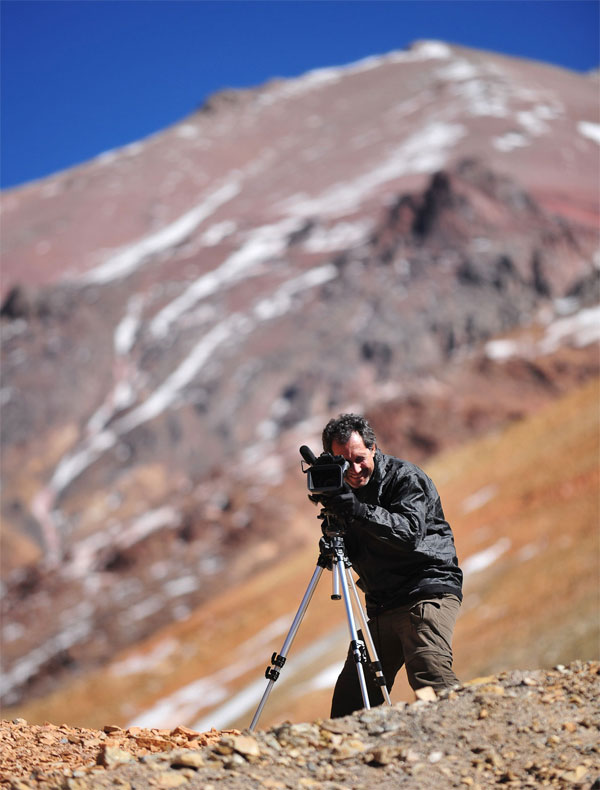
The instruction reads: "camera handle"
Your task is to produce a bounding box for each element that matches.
[249,526,391,731]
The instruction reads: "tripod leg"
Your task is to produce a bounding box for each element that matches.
[249,563,324,731]
[346,569,392,706]
[336,556,371,710]
[331,559,341,600]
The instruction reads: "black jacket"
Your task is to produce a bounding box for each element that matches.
[342,450,463,614]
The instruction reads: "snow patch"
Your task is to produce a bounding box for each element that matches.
[163,576,200,598]
[129,614,293,728]
[261,42,451,106]
[81,180,241,285]
[272,65,342,100]
[176,124,199,139]
[199,219,237,246]
[493,132,529,152]
[41,180,64,198]
[63,527,119,578]
[149,216,303,338]
[297,661,344,693]
[50,430,117,495]
[450,78,509,118]
[435,59,480,82]
[517,542,542,562]
[484,339,520,360]
[94,150,119,167]
[191,624,347,731]
[2,621,26,643]
[253,264,337,323]
[461,485,498,514]
[517,109,550,137]
[282,122,466,217]
[578,121,600,145]
[124,596,166,623]
[110,639,178,677]
[391,41,452,61]
[462,538,511,576]
[485,305,600,361]
[539,305,600,354]
[115,507,180,550]
[113,318,240,434]
[0,618,93,702]
[303,220,372,253]
[114,295,144,356]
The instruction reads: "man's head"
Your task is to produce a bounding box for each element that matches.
[322,413,377,489]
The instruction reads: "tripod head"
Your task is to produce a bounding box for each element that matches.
[318,507,347,537]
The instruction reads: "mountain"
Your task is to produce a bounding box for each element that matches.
[1,41,598,720]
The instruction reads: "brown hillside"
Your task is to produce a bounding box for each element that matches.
[5,377,598,733]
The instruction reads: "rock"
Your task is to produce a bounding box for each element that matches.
[170,725,199,738]
[152,771,188,787]
[65,780,93,790]
[464,675,497,686]
[319,720,357,735]
[97,745,134,767]
[561,765,589,783]
[169,750,204,768]
[332,738,366,760]
[231,733,261,758]
[415,686,438,702]
[478,684,505,695]
[367,745,401,765]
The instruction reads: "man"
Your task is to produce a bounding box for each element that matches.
[318,413,462,718]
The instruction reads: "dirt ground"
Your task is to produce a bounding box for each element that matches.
[2,661,598,790]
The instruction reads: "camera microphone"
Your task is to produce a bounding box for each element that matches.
[299,445,318,465]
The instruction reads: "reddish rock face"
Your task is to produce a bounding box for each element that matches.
[0,42,598,711]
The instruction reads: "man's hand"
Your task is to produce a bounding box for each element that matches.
[323,490,366,520]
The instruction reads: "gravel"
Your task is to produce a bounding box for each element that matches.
[2,661,599,790]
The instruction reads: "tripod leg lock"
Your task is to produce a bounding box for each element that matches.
[350,639,368,665]
[365,658,388,686]
[265,652,286,681]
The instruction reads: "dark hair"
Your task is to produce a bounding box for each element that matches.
[322,413,377,453]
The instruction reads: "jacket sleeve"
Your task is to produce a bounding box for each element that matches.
[353,470,429,549]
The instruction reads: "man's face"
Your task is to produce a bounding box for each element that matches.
[331,431,376,489]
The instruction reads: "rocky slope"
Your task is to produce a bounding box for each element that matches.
[2,662,599,790]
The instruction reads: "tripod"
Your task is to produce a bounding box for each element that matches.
[249,517,392,731]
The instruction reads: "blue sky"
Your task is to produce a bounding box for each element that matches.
[1,0,598,189]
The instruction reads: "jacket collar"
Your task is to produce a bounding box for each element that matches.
[368,448,385,487]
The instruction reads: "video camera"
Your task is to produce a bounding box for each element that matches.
[299,445,349,496]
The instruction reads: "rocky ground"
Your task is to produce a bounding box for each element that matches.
[1,661,598,790]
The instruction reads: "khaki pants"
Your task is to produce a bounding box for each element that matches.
[330,594,460,718]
